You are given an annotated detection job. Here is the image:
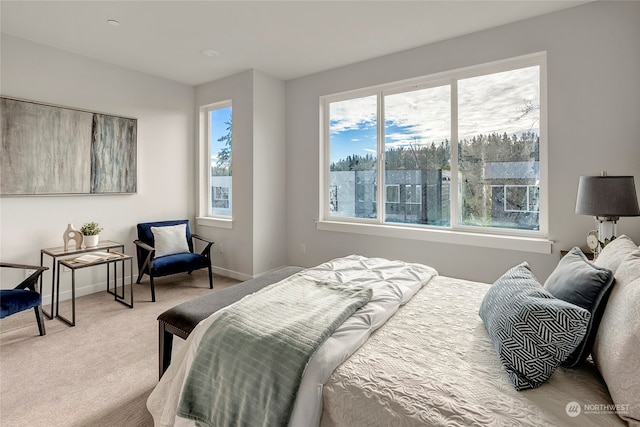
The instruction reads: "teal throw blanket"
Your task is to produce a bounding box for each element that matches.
[176,274,372,427]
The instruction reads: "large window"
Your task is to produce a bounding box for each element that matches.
[321,53,546,241]
[208,102,232,217]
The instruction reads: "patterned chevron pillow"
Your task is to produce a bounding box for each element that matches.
[479,262,591,390]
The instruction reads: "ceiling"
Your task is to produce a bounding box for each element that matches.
[1,1,592,86]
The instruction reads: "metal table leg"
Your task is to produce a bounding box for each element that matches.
[56,263,76,327]
[107,260,115,296]
[113,258,134,308]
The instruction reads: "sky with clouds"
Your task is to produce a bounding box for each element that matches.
[210,106,232,167]
[329,66,540,163]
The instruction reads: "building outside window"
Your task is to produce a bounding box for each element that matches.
[321,53,546,238]
[212,185,230,209]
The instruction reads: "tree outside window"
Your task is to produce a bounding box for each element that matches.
[210,105,232,217]
[323,54,544,236]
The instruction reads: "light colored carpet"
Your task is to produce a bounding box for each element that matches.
[0,270,240,427]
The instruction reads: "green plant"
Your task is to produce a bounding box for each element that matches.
[600,235,617,249]
[80,222,103,236]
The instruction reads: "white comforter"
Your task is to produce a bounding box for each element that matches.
[320,276,626,427]
[146,255,438,427]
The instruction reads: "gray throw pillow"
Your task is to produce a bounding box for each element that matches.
[544,247,614,367]
[479,262,591,391]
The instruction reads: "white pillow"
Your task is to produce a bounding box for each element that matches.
[151,224,190,257]
[594,234,637,274]
[592,250,640,425]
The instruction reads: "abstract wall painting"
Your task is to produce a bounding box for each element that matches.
[0,97,137,195]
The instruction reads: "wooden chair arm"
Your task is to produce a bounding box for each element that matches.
[133,239,155,253]
[0,263,47,272]
[191,234,214,244]
[191,234,214,257]
[0,263,48,292]
[134,239,155,275]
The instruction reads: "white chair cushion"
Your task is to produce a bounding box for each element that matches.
[151,224,190,258]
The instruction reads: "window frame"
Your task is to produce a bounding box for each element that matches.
[197,100,233,229]
[502,185,539,213]
[318,52,551,253]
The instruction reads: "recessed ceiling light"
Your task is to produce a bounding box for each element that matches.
[201,48,219,57]
[107,19,120,27]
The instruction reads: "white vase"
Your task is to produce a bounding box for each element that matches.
[83,234,100,248]
[63,223,83,251]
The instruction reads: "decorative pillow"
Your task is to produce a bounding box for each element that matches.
[611,247,640,284]
[151,224,190,257]
[543,247,614,367]
[594,234,637,274]
[479,262,591,391]
[592,250,640,424]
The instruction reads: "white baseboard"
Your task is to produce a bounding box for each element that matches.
[42,264,283,302]
[211,266,252,282]
[42,275,135,302]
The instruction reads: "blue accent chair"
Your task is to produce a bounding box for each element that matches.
[0,263,48,336]
[134,220,214,302]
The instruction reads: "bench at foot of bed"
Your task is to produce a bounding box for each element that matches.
[157,266,304,379]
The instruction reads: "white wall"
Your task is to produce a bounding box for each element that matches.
[1,35,195,299]
[194,70,287,279]
[195,70,255,279]
[1,36,287,289]
[252,70,287,275]
[285,0,640,283]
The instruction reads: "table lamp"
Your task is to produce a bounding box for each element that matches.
[575,172,640,256]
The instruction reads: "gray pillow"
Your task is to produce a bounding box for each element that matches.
[479,262,591,391]
[544,247,614,367]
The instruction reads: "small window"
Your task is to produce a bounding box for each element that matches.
[505,185,528,212]
[386,185,400,203]
[208,103,232,217]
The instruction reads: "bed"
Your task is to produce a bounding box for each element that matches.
[320,275,622,427]
[147,243,640,427]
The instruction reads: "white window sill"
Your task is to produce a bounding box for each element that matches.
[316,220,553,254]
[196,216,233,229]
